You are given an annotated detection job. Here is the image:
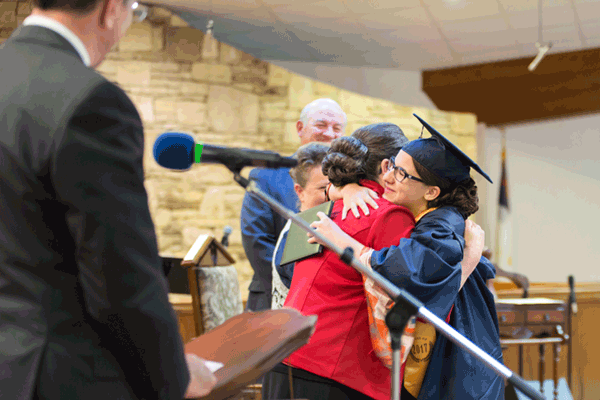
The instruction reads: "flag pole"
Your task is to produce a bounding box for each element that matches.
[494,128,507,267]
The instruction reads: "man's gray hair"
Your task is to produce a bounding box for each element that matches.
[299,98,347,126]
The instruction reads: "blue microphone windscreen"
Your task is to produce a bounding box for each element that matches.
[153,132,195,170]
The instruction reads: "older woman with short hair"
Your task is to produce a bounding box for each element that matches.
[271,142,330,309]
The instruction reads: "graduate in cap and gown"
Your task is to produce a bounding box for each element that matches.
[311,114,504,400]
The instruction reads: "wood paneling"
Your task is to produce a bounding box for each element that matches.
[170,293,197,344]
[422,48,600,126]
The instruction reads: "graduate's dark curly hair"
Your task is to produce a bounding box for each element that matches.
[413,159,479,219]
[322,123,408,187]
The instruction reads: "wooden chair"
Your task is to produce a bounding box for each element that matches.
[484,248,572,399]
[181,234,243,336]
[179,234,263,400]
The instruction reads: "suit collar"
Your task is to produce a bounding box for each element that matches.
[21,15,91,67]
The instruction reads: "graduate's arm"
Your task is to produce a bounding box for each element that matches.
[461,219,486,288]
[309,205,414,262]
[308,212,365,255]
[369,218,464,318]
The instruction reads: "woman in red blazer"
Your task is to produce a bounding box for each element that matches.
[262,123,411,400]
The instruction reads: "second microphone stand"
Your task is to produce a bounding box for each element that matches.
[232,170,544,400]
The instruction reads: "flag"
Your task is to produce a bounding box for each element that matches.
[495,133,513,271]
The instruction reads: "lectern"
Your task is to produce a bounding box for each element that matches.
[181,234,238,337]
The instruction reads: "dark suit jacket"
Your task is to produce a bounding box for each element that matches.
[240,167,298,311]
[0,26,189,400]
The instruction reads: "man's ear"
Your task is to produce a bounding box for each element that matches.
[98,0,117,29]
[294,183,304,198]
[424,186,441,202]
[296,120,304,136]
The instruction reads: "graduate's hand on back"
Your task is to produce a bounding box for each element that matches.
[464,220,485,254]
[461,220,485,288]
[307,212,346,246]
[338,183,379,220]
[308,212,365,256]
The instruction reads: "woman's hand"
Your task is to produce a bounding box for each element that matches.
[184,354,218,398]
[338,183,379,220]
[307,212,365,256]
[461,220,485,288]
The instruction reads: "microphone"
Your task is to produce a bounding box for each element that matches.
[153,132,298,171]
[221,226,233,248]
[568,275,578,314]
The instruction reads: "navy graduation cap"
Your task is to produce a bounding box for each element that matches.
[403,114,493,185]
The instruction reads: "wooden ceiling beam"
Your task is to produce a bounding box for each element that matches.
[422,47,600,126]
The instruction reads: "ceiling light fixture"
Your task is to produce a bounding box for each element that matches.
[528,0,552,72]
[205,0,214,37]
[131,2,148,23]
[206,19,214,37]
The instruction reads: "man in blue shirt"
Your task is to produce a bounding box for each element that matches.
[241,98,347,311]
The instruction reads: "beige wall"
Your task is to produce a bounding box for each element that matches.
[1,3,478,301]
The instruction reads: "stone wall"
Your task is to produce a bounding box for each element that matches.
[0,3,478,301]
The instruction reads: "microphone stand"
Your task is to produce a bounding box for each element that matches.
[232,170,544,400]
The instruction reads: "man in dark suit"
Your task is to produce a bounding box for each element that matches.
[0,0,215,399]
[241,98,347,311]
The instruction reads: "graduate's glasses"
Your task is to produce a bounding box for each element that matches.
[132,1,149,23]
[387,157,424,184]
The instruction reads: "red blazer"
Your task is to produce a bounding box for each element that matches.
[284,180,415,400]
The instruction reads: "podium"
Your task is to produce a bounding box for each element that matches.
[181,234,240,337]
[185,308,317,400]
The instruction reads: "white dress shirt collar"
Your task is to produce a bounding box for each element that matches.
[23,15,91,67]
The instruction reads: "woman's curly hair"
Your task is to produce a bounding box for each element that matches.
[321,137,368,187]
[322,123,408,187]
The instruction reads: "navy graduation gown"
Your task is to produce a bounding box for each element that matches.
[370,206,504,400]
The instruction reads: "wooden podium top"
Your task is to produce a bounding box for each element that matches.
[185,309,317,400]
[181,234,235,268]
